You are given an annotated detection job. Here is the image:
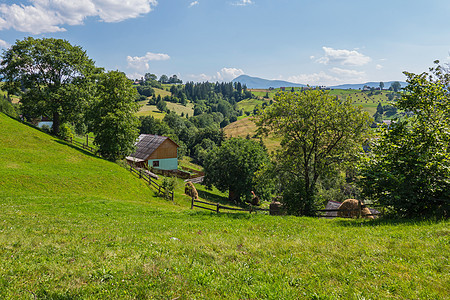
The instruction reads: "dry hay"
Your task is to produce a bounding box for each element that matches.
[185,181,198,199]
[337,199,374,219]
[250,191,260,206]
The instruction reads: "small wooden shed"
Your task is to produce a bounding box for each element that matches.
[126,134,179,170]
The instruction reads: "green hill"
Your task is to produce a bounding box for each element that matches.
[0,113,448,299]
[0,113,163,203]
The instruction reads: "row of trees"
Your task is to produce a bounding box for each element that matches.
[0,37,139,161]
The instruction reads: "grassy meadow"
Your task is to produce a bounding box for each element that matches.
[136,100,194,118]
[0,113,449,299]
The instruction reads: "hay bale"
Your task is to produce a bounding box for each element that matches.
[250,191,260,206]
[337,199,374,219]
[270,201,283,216]
[185,181,198,200]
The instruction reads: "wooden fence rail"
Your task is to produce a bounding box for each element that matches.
[66,137,96,153]
[190,198,270,214]
[128,164,174,201]
[191,198,381,218]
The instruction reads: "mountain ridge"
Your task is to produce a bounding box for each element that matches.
[232,74,407,90]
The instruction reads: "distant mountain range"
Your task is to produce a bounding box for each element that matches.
[232,74,407,90]
[231,75,306,89]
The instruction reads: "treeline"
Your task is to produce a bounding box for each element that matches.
[139,113,226,165]
[143,81,254,128]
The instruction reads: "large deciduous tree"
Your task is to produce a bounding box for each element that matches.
[257,90,371,216]
[0,37,96,135]
[359,63,450,217]
[203,138,270,203]
[90,71,140,161]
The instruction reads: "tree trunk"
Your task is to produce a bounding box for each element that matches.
[52,111,60,136]
[228,190,239,203]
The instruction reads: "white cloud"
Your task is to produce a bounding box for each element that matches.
[317,47,371,66]
[189,1,199,7]
[126,51,170,72]
[232,0,253,6]
[186,73,212,82]
[216,67,244,81]
[286,72,341,86]
[330,67,365,77]
[0,39,10,49]
[187,67,245,82]
[283,68,367,87]
[0,0,158,34]
[376,64,383,70]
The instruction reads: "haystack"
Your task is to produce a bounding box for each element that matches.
[337,199,374,219]
[250,191,260,206]
[185,181,198,200]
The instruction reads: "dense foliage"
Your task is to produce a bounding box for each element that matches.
[203,138,270,203]
[257,90,371,216]
[0,94,17,118]
[359,63,450,217]
[0,37,96,135]
[90,71,140,161]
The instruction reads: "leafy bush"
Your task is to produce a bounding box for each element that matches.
[359,64,450,218]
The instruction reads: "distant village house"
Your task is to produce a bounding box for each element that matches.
[126,134,179,170]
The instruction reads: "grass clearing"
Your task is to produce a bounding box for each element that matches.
[136,100,194,118]
[0,113,448,299]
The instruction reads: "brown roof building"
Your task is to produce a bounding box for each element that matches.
[126,134,179,170]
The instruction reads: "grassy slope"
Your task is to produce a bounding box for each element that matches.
[136,100,194,118]
[0,113,449,299]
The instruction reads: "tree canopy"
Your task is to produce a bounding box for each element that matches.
[0,37,96,135]
[359,63,450,217]
[90,71,140,161]
[203,138,270,203]
[257,90,371,215]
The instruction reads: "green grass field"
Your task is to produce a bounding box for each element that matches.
[136,100,194,118]
[0,113,448,299]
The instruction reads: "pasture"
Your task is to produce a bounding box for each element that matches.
[0,113,448,299]
[136,100,194,118]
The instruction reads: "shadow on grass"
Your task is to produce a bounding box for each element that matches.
[197,189,229,206]
[332,216,445,228]
[54,140,99,159]
[187,209,252,220]
[35,289,80,300]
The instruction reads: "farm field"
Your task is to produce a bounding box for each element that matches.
[1,113,448,299]
[236,98,270,114]
[136,100,194,118]
[224,116,280,153]
[153,87,171,98]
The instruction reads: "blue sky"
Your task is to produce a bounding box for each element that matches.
[1,0,449,86]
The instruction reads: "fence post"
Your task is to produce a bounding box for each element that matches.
[191,196,194,209]
[171,191,174,202]
[216,203,220,213]
[357,200,362,218]
[139,169,142,179]
[70,136,73,144]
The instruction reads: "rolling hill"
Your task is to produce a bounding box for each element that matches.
[0,113,448,299]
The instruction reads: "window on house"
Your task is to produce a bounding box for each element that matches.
[153,161,160,167]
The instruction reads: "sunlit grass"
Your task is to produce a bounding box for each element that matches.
[0,113,448,299]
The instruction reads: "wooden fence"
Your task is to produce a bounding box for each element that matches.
[128,164,174,201]
[66,137,96,153]
[191,197,382,218]
[190,198,270,214]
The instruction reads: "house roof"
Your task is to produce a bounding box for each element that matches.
[128,134,178,161]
